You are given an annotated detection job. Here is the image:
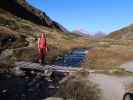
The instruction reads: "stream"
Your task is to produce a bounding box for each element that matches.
[54,48,87,67]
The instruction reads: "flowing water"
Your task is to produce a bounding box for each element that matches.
[54,48,87,67]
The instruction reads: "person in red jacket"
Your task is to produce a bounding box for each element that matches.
[37,33,47,64]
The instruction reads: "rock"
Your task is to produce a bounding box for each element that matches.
[2,89,8,93]
[26,37,35,47]
[0,49,13,60]
[12,67,25,76]
[44,97,64,100]
[0,49,15,68]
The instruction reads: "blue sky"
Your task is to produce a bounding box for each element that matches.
[27,0,133,34]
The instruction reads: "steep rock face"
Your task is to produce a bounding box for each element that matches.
[0,0,68,32]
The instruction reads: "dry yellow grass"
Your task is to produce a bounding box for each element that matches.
[82,39,133,70]
[57,77,101,100]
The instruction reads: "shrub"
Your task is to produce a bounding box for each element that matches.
[57,78,101,100]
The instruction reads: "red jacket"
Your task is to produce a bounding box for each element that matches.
[38,33,47,51]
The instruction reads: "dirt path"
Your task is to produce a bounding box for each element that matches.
[89,74,133,100]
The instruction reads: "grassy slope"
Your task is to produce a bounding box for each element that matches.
[82,38,133,74]
[81,24,133,72]
[107,24,133,39]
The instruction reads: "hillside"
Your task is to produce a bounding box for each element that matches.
[0,0,68,32]
[107,24,133,39]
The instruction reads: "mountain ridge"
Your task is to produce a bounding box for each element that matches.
[0,0,68,32]
[107,24,133,39]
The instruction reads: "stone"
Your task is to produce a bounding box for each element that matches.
[44,97,64,100]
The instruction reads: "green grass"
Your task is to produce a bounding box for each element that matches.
[112,69,133,76]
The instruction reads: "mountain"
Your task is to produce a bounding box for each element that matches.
[73,29,106,39]
[72,29,90,37]
[107,24,133,39]
[0,0,68,32]
[93,31,106,39]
